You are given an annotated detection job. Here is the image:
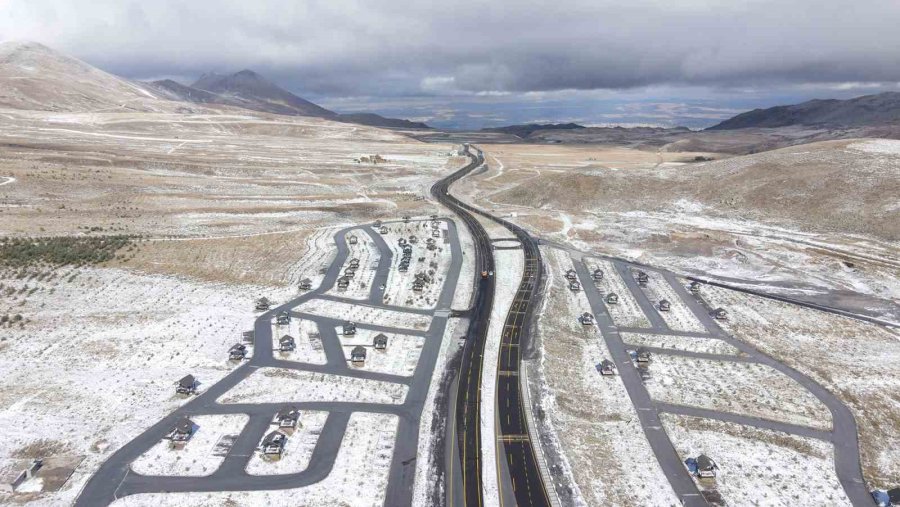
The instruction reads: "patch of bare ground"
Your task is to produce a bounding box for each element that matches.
[11,439,73,459]
[701,284,900,489]
[119,229,314,287]
[482,140,899,240]
[662,414,850,506]
[668,415,825,459]
[467,142,899,321]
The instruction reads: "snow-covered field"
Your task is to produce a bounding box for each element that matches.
[585,258,651,328]
[480,245,525,502]
[663,414,850,506]
[337,328,425,376]
[380,221,452,309]
[290,227,338,292]
[294,299,431,331]
[131,414,248,477]
[218,368,408,405]
[411,317,463,506]
[646,355,833,430]
[640,275,707,332]
[535,246,678,506]
[273,318,327,364]
[112,412,399,507]
[245,411,328,475]
[620,332,740,355]
[699,284,900,489]
[450,218,476,310]
[0,266,273,505]
[326,228,379,300]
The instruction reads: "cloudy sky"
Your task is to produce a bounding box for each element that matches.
[2,0,898,128]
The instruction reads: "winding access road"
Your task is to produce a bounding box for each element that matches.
[75,219,463,506]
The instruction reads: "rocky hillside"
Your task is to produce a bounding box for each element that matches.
[709,92,900,130]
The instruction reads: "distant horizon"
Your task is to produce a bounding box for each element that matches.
[3,38,898,131]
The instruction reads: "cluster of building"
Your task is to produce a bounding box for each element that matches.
[397,236,414,273]
[342,321,390,367]
[337,257,360,291]
[564,269,581,292]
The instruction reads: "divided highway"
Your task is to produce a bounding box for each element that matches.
[433,146,550,507]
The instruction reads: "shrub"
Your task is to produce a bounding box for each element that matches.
[0,235,134,268]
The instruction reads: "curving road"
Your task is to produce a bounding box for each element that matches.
[75,219,463,506]
[434,146,551,507]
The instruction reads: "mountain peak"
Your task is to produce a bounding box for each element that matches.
[190,69,334,118]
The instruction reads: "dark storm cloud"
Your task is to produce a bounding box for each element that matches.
[2,0,899,96]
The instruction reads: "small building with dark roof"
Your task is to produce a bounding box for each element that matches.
[569,281,581,292]
[580,312,594,325]
[636,270,649,285]
[713,308,728,320]
[168,417,195,442]
[696,454,718,478]
[592,268,604,281]
[565,269,577,281]
[635,347,651,362]
[886,488,900,506]
[658,299,671,312]
[176,374,197,395]
[276,311,290,325]
[343,321,357,336]
[606,292,619,305]
[337,276,351,290]
[229,343,247,361]
[260,431,287,456]
[373,334,388,350]
[348,235,358,245]
[350,346,367,365]
[299,278,313,290]
[255,298,271,311]
[274,406,301,429]
[599,360,616,375]
[689,281,701,293]
[242,330,255,344]
[279,335,296,352]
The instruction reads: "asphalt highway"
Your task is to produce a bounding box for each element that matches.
[434,146,550,507]
[431,147,495,507]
